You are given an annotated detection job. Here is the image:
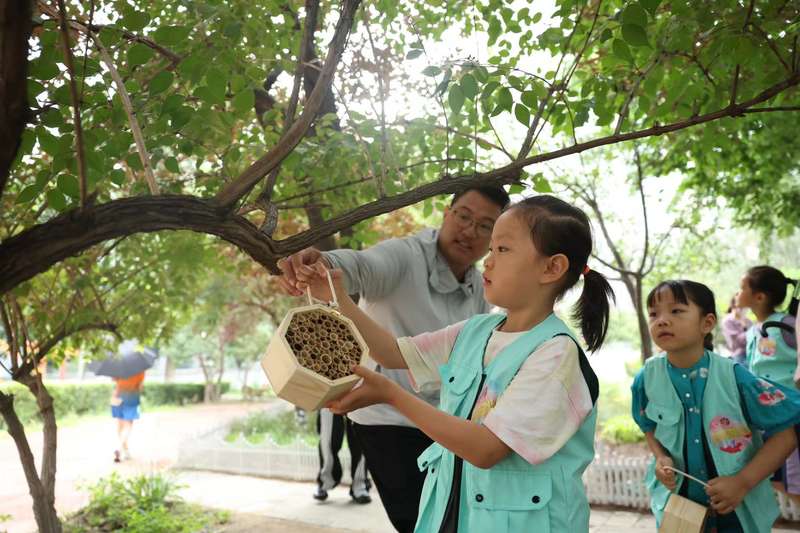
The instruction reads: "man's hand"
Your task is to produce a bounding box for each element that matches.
[655,455,677,490]
[276,248,324,296]
[327,365,401,414]
[706,475,749,515]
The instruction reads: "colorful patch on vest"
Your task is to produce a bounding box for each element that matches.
[755,379,786,406]
[709,416,752,453]
[758,337,777,357]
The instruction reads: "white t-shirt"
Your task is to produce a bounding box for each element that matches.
[397,320,594,465]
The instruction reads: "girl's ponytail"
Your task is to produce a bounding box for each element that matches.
[574,269,615,352]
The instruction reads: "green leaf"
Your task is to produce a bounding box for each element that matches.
[30,56,60,80]
[406,49,423,60]
[622,24,649,47]
[16,184,42,204]
[448,84,465,115]
[149,71,174,95]
[532,173,552,192]
[481,81,500,99]
[422,65,442,77]
[509,183,525,194]
[152,25,191,46]
[128,43,155,66]
[57,174,80,198]
[40,109,63,127]
[122,11,150,31]
[532,12,542,23]
[434,79,450,96]
[622,4,649,27]
[521,90,537,108]
[612,39,635,63]
[110,169,127,186]
[639,0,661,16]
[733,37,754,65]
[460,74,479,99]
[46,189,67,211]
[37,128,60,155]
[164,157,180,173]
[232,90,255,113]
[497,87,513,111]
[514,103,530,126]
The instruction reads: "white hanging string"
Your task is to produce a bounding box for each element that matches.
[305,267,339,308]
[664,465,710,488]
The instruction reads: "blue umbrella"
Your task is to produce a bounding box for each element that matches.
[89,340,158,378]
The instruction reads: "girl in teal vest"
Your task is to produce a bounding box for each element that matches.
[631,280,800,532]
[736,265,800,504]
[300,195,614,532]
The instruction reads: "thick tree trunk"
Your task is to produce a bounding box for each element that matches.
[0,388,63,533]
[0,0,32,195]
[634,277,653,361]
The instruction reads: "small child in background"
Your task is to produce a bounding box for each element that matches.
[736,265,798,387]
[721,296,751,365]
[632,280,800,532]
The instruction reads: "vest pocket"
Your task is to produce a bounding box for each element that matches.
[465,468,552,533]
[645,401,681,447]
[438,363,479,414]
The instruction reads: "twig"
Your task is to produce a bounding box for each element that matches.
[731,0,757,106]
[56,0,89,208]
[614,56,661,135]
[364,12,388,197]
[215,0,362,210]
[91,33,159,194]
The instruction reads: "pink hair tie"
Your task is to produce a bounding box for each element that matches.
[582,265,590,276]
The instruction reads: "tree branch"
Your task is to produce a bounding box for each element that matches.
[56,0,89,208]
[731,0,757,106]
[0,0,33,202]
[615,56,661,135]
[261,0,321,205]
[215,0,361,210]
[90,33,159,194]
[633,145,650,274]
[742,105,800,113]
[2,71,798,289]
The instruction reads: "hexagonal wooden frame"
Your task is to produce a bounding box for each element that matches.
[261,303,369,411]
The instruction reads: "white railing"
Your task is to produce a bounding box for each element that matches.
[176,428,800,521]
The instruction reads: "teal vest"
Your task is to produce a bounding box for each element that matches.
[746,312,796,388]
[643,352,778,532]
[413,313,597,533]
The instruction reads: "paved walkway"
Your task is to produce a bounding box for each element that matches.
[0,400,268,533]
[3,401,799,532]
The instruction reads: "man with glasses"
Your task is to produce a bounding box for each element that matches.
[277,186,509,532]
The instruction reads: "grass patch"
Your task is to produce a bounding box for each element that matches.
[64,472,229,533]
[226,409,318,446]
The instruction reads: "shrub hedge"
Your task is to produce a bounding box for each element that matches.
[0,382,230,429]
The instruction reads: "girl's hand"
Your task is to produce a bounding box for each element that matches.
[705,475,748,515]
[327,365,401,414]
[295,262,346,304]
[655,456,677,490]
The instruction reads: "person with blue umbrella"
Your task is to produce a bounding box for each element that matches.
[90,340,157,462]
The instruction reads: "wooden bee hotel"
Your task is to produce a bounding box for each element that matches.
[261,276,368,411]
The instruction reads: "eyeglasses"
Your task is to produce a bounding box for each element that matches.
[450,207,495,238]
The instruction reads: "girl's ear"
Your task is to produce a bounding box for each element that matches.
[542,254,570,284]
[701,313,717,334]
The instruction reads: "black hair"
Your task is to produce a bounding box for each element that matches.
[744,265,798,314]
[507,195,615,352]
[451,185,511,210]
[646,280,717,350]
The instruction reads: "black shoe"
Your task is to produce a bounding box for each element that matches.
[113,450,121,463]
[313,487,328,501]
[350,492,371,504]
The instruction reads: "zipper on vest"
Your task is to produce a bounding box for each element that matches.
[438,372,487,533]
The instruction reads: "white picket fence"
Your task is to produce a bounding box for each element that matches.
[177,426,800,521]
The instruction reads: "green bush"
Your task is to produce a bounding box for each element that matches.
[64,472,228,533]
[0,382,230,430]
[600,414,645,444]
[227,409,318,446]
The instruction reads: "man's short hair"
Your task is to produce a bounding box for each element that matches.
[450,185,510,210]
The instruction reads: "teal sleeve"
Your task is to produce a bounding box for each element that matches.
[631,370,656,433]
[734,363,800,437]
